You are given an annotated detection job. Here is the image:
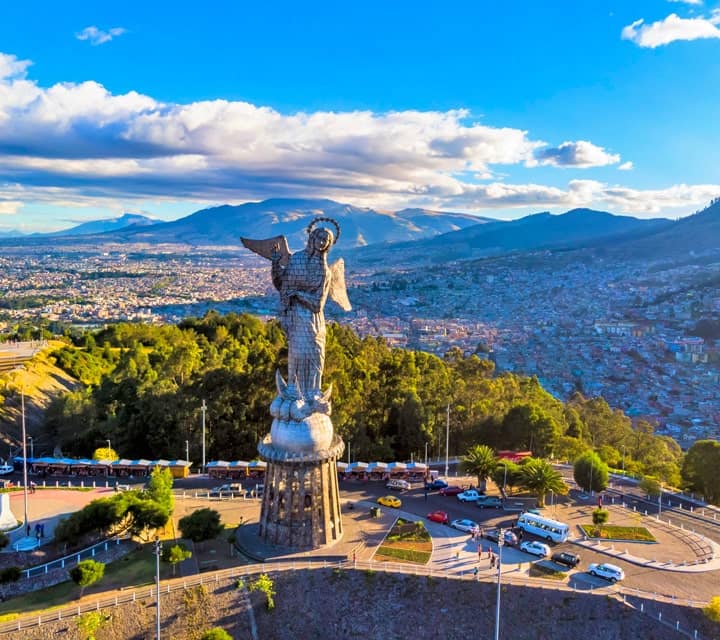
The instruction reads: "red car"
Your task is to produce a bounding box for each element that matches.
[426,510,449,524]
[439,485,464,496]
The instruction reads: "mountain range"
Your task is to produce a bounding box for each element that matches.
[6,197,720,267]
[47,213,159,236]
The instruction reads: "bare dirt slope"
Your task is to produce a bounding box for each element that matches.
[8,569,718,640]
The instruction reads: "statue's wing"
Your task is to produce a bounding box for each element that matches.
[240,235,290,266]
[328,259,352,311]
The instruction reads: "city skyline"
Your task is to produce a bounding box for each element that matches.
[1,1,720,232]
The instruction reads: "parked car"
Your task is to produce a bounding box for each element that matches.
[551,552,581,568]
[386,478,411,491]
[426,510,449,524]
[424,479,449,491]
[457,489,484,503]
[588,562,625,583]
[476,496,503,509]
[210,483,242,496]
[483,528,518,546]
[450,518,480,533]
[378,495,402,508]
[520,540,550,557]
[439,485,464,496]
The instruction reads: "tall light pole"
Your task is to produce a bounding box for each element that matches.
[658,482,664,517]
[347,441,351,465]
[424,442,428,467]
[494,527,505,640]
[106,439,111,452]
[444,404,450,478]
[502,462,508,495]
[27,436,33,459]
[154,536,162,639]
[621,445,626,475]
[201,399,207,475]
[20,387,29,537]
[185,440,189,464]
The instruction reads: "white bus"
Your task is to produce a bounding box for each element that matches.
[517,512,569,543]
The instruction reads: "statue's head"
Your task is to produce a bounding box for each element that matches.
[306,217,340,254]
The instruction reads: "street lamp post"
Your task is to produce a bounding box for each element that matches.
[444,404,450,478]
[20,387,29,537]
[185,440,189,464]
[347,441,351,465]
[424,442,428,467]
[658,482,664,517]
[494,527,505,640]
[106,439,111,452]
[27,436,33,460]
[502,462,508,495]
[201,399,207,475]
[154,536,162,639]
[621,445,626,475]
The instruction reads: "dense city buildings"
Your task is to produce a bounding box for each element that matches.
[1,243,718,448]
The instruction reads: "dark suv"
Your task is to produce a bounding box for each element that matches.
[424,479,449,491]
[551,552,581,568]
[476,496,503,509]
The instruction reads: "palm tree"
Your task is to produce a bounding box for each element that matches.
[519,458,568,507]
[460,444,497,492]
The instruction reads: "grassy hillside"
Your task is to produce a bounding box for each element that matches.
[0,341,80,457]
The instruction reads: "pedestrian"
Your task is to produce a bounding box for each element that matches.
[455,550,460,561]
[490,555,495,569]
[26,524,31,537]
[487,546,492,559]
[353,551,356,565]
[473,566,479,580]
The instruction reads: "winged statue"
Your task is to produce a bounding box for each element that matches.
[240,217,351,409]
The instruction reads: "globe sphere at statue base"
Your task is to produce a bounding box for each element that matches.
[270,413,334,453]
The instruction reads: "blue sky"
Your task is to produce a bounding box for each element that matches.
[1,0,720,232]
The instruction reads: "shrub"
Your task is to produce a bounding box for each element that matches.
[704,596,720,623]
[200,629,233,640]
[0,566,21,583]
[248,573,276,610]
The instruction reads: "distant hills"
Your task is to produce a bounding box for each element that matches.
[107,198,489,248]
[47,213,160,236]
[348,207,673,267]
[4,198,719,266]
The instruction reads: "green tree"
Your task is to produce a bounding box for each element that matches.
[553,435,588,463]
[200,629,233,640]
[460,444,497,492]
[146,467,175,514]
[518,458,568,507]
[92,447,118,461]
[573,451,609,493]
[491,460,521,496]
[69,559,105,597]
[76,611,107,640]
[248,573,276,610]
[639,476,662,498]
[592,508,609,526]
[178,508,223,545]
[682,440,720,504]
[162,543,192,576]
[704,596,720,623]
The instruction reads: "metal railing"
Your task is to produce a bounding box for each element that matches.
[0,557,708,637]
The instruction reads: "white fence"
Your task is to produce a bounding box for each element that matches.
[0,558,708,637]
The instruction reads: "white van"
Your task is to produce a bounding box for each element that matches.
[386,479,411,491]
[516,512,569,543]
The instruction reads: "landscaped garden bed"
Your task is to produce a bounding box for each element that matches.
[374,518,432,564]
[578,524,656,542]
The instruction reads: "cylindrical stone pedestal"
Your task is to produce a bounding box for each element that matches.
[257,434,344,549]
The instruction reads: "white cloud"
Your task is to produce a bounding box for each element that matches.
[0,53,31,80]
[76,26,127,46]
[618,161,634,171]
[0,200,22,214]
[534,140,621,168]
[668,0,702,5]
[1,49,717,222]
[622,13,720,48]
